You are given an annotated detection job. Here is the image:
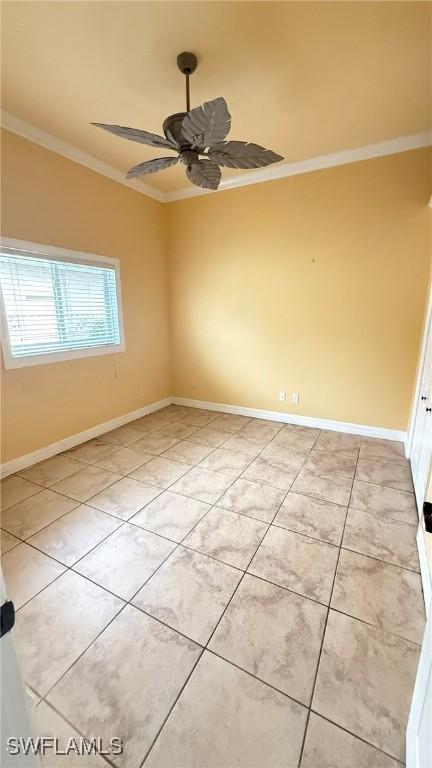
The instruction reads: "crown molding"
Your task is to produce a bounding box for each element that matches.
[2,110,431,204]
[165,131,432,201]
[1,111,165,202]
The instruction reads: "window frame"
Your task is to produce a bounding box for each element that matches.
[0,237,126,369]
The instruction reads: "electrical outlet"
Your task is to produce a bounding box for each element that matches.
[292,393,299,404]
[279,392,286,402]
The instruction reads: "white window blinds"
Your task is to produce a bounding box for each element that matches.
[0,244,124,367]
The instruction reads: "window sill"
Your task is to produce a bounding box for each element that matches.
[2,342,126,369]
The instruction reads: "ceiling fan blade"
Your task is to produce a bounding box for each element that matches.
[186,159,221,190]
[126,156,178,179]
[209,141,283,169]
[91,123,177,150]
[182,98,231,148]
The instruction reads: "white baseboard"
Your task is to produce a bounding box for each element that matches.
[0,397,171,478]
[1,394,407,479]
[172,396,407,443]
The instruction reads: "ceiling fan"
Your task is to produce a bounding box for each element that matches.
[92,52,283,191]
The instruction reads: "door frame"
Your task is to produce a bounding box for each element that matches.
[406,285,432,465]
[405,284,432,612]
[405,281,432,768]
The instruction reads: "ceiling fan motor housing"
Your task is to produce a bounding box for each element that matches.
[163,112,188,147]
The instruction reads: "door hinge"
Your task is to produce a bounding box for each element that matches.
[424,501,432,534]
[0,600,15,638]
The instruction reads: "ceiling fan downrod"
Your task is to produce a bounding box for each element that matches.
[177,51,198,112]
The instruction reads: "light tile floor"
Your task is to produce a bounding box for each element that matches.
[1,405,424,767]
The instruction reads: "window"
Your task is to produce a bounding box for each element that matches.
[0,239,125,368]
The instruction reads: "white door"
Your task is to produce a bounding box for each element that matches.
[408,288,432,607]
[406,290,432,768]
[409,295,432,509]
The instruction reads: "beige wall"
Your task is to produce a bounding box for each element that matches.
[1,130,171,462]
[166,148,431,431]
[1,133,431,465]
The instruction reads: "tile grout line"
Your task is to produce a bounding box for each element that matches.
[308,709,406,766]
[32,600,129,711]
[266,519,421,575]
[337,543,421,576]
[346,503,418,528]
[33,697,117,768]
[138,646,206,768]
[326,606,422,648]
